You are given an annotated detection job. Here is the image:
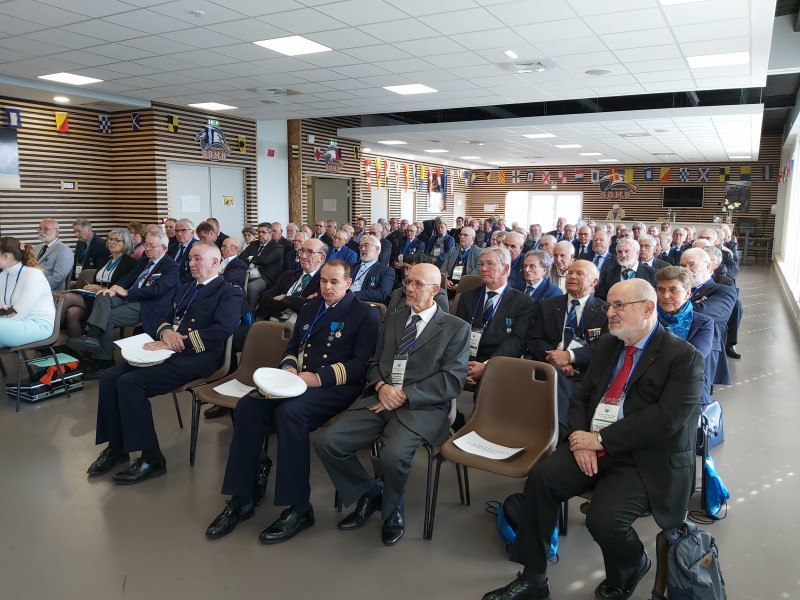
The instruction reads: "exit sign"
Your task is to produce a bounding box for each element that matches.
[207,119,219,125]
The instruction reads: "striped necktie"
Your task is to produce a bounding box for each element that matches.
[397,314,421,356]
[481,291,498,325]
[563,299,580,348]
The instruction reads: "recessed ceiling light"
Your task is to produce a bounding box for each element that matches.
[585,69,613,76]
[383,84,437,95]
[253,35,332,56]
[619,133,650,138]
[598,158,620,162]
[729,155,752,159]
[687,51,749,69]
[188,102,237,111]
[489,161,507,165]
[460,156,481,159]
[579,152,603,156]
[524,133,556,139]
[424,149,449,153]
[38,72,102,85]
[555,144,582,149]
[53,96,70,103]
[442,160,449,165]
[654,129,671,133]
[659,0,704,5]
[377,140,407,145]
[503,50,519,59]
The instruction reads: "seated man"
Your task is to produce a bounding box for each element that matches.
[514,249,562,311]
[240,222,284,310]
[71,218,110,282]
[204,260,379,543]
[440,226,480,296]
[454,246,535,387]
[315,263,470,546]
[68,231,179,376]
[483,279,704,600]
[425,219,455,267]
[218,237,247,287]
[548,241,575,293]
[594,238,656,301]
[33,219,74,292]
[387,254,448,316]
[349,235,395,303]
[86,242,244,484]
[326,229,357,264]
[283,231,308,272]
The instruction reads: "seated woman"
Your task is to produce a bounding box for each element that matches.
[0,237,56,348]
[128,221,146,259]
[241,225,256,247]
[62,229,137,339]
[655,265,714,405]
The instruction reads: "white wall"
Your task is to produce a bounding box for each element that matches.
[256,119,290,225]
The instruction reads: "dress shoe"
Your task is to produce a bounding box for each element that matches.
[252,457,272,507]
[594,553,651,600]
[338,493,382,530]
[68,335,101,353]
[483,575,551,600]
[205,498,255,539]
[204,405,232,419]
[381,506,405,546]
[258,507,314,544]
[726,344,741,359]
[81,360,115,381]
[87,446,129,476]
[112,456,167,485]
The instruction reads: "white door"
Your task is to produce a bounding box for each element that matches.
[167,162,245,236]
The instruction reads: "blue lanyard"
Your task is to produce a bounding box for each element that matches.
[470,285,507,326]
[300,301,331,346]
[565,298,587,339]
[352,263,373,285]
[3,265,23,306]
[457,247,470,263]
[174,281,203,321]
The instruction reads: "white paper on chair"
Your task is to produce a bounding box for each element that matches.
[453,431,525,460]
[114,333,174,365]
[213,379,255,397]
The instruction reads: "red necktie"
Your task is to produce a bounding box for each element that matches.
[603,346,637,404]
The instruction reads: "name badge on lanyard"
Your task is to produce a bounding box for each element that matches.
[469,328,483,358]
[451,265,463,281]
[75,265,83,277]
[391,353,408,386]
[591,392,625,433]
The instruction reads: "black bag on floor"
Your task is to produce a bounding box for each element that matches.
[651,522,726,600]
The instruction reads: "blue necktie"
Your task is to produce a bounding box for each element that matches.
[136,261,155,288]
[397,314,421,356]
[623,268,634,280]
[482,291,498,325]
[563,299,580,348]
[525,285,535,297]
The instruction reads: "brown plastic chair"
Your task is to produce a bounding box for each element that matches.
[0,295,71,412]
[73,268,97,290]
[189,321,293,465]
[449,292,461,315]
[456,274,482,294]
[427,357,559,539]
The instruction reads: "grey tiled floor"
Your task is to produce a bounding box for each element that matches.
[0,264,796,599]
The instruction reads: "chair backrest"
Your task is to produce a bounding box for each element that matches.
[449,292,461,315]
[18,294,65,351]
[456,274,482,294]
[73,269,97,290]
[174,335,234,392]
[440,272,448,290]
[236,321,294,385]
[469,357,559,454]
[243,270,250,293]
[367,302,386,321]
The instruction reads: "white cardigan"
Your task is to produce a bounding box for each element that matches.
[1,262,56,325]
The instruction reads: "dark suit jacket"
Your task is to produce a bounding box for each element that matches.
[514,278,563,314]
[255,268,321,319]
[221,256,248,287]
[455,285,535,362]
[241,239,283,288]
[326,245,358,264]
[173,238,195,284]
[92,254,138,288]
[283,249,302,273]
[276,237,292,254]
[354,306,470,445]
[648,258,670,271]
[425,233,455,267]
[378,238,392,265]
[350,261,395,303]
[658,252,676,265]
[392,236,426,261]
[667,245,685,264]
[568,326,704,529]
[594,261,656,301]
[690,279,736,386]
[74,234,110,277]
[117,254,180,336]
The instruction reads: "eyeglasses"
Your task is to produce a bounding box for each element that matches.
[298,249,324,256]
[143,243,163,250]
[607,300,647,312]
[107,238,123,243]
[37,227,56,232]
[478,261,501,268]
[175,228,192,233]
[656,286,686,295]
[403,279,437,289]
[221,244,239,249]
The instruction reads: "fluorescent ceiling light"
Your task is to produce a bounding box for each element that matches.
[524,133,556,139]
[442,161,449,165]
[687,51,749,69]
[555,144,582,149]
[38,72,102,85]
[377,140,407,145]
[579,152,602,156]
[460,156,481,159]
[53,96,70,103]
[363,147,372,153]
[489,161,507,165]
[253,35,332,56]
[598,158,620,162]
[424,149,449,153]
[729,155,752,159]
[188,102,237,111]
[503,50,519,59]
[383,84,437,95]
[659,0,704,5]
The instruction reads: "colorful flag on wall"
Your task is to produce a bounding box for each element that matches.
[558,171,567,184]
[762,165,773,180]
[740,166,751,181]
[624,169,634,183]
[643,167,654,181]
[5,108,21,129]
[54,112,69,132]
[98,114,111,134]
[484,172,492,183]
[166,115,179,133]
[364,159,372,190]
[131,112,141,131]
[512,170,520,183]
[608,168,619,182]
[698,167,709,182]
[679,167,689,182]
[526,170,535,183]
[237,135,246,152]
[591,169,600,183]
[353,146,361,160]
[497,171,506,184]
[291,144,300,160]
[541,171,551,185]
[719,167,730,182]
[659,167,671,181]
[574,169,584,182]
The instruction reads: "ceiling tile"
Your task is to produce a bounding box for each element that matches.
[514,19,595,42]
[673,18,750,44]
[147,0,249,25]
[263,8,347,33]
[358,19,440,43]
[1,0,88,27]
[103,9,194,35]
[314,0,409,26]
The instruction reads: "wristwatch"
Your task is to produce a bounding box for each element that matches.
[596,433,604,447]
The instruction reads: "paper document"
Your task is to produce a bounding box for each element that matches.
[115,333,174,364]
[65,289,96,297]
[213,379,255,398]
[453,431,525,460]
[30,352,79,367]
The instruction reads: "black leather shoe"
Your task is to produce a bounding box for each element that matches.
[205,498,255,539]
[204,405,232,419]
[726,344,741,359]
[483,575,551,600]
[112,456,167,485]
[68,335,102,353]
[595,553,651,600]
[252,457,273,507]
[82,360,115,381]
[381,506,405,546]
[87,446,129,476]
[338,493,382,530]
[258,507,314,544]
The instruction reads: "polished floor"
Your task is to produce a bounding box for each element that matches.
[1,264,797,600]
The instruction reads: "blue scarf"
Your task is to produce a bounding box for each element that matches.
[657,300,693,340]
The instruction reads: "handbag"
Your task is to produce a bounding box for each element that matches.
[703,455,730,520]
[696,401,724,453]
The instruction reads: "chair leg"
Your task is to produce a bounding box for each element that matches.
[15,351,24,412]
[0,355,7,378]
[334,490,343,512]
[560,501,569,536]
[49,347,71,399]
[463,466,470,506]
[427,455,444,540]
[172,392,184,428]
[423,443,434,539]
[190,391,202,466]
[455,464,465,505]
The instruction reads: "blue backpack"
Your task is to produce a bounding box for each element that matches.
[489,493,558,561]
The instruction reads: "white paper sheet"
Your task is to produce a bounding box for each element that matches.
[181,194,201,213]
[452,431,525,460]
[212,379,255,398]
[114,333,174,364]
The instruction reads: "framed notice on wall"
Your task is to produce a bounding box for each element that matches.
[0,128,21,189]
